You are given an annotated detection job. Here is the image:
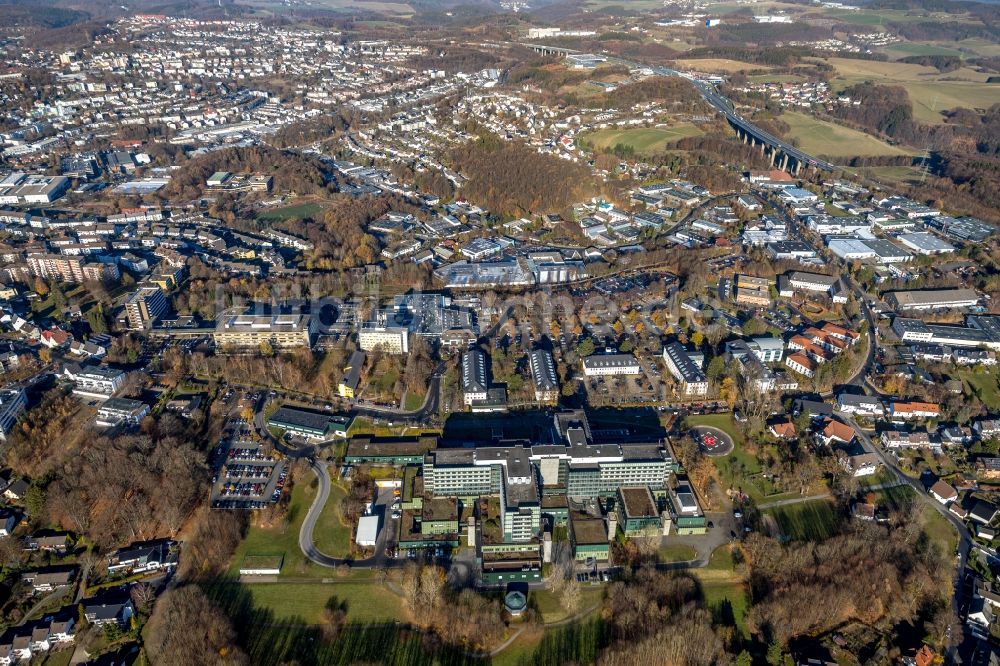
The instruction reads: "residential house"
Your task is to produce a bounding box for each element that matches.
[836,394,884,417]
[881,430,932,450]
[769,421,796,440]
[22,567,75,594]
[82,597,134,627]
[929,480,958,504]
[0,511,16,537]
[817,418,855,446]
[969,499,999,526]
[890,401,941,420]
[106,539,177,577]
[840,452,878,477]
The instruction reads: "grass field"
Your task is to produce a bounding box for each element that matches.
[763,499,840,541]
[694,545,749,638]
[882,42,967,59]
[230,474,331,578]
[313,482,352,558]
[242,581,407,624]
[920,504,960,558]
[822,8,930,25]
[780,111,916,159]
[685,414,787,504]
[658,543,698,563]
[238,0,414,16]
[531,586,605,624]
[257,201,324,222]
[958,367,1000,412]
[675,58,770,73]
[581,125,704,156]
[827,57,1000,122]
[856,165,929,187]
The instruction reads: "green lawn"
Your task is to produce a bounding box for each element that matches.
[958,367,1000,411]
[313,482,352,558]
[580,125,704,156]
[230,474,332,578]
[686,414,774,503]
[780,111,916,159]
[763,499,840,541]
[257,202,324,222]
[531,586,605,624]
[403,391,425,411]
[38,650,74,666]
[920,504,960,558]
[242,581,407,624]
[695,546,749,638]
[657,543,698,563]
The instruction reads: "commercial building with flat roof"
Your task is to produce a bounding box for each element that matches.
[897,232,955,255]
[358,326,409,354]
[885,288,980,312]
[892,316,1000,350]
[214,310,314,350]
[569,512,609,561]
[268,406,353,439]
[122,286,169,330]
[615,486,661,536]
[71,365,125,398]
[734,274,770,307]
[96,397,149,427]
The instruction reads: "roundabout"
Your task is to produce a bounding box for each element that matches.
[691,425,734,457]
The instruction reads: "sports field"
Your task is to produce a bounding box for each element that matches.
[257,201,324,222]
[581,125,704,155]
[780,111,916,159]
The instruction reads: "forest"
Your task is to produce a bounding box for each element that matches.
[163,145,331,201]
[449,135,598,218]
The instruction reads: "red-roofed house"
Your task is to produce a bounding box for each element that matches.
[40,328,72,349]
[785,352,816,378]
[769,421,797,440]
[818,418,855,445]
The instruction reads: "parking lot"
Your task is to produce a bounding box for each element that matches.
[210,419,288,509]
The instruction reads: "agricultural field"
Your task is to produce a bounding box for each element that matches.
[881,42,966,59]
[856,164,930,188]
[581,125,704,156]
[675,58,770,73]
[236,0,414,16]
[827,57,1000,123]
[779,111,916,159]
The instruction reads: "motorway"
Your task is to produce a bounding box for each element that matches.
[517,41,837,174]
